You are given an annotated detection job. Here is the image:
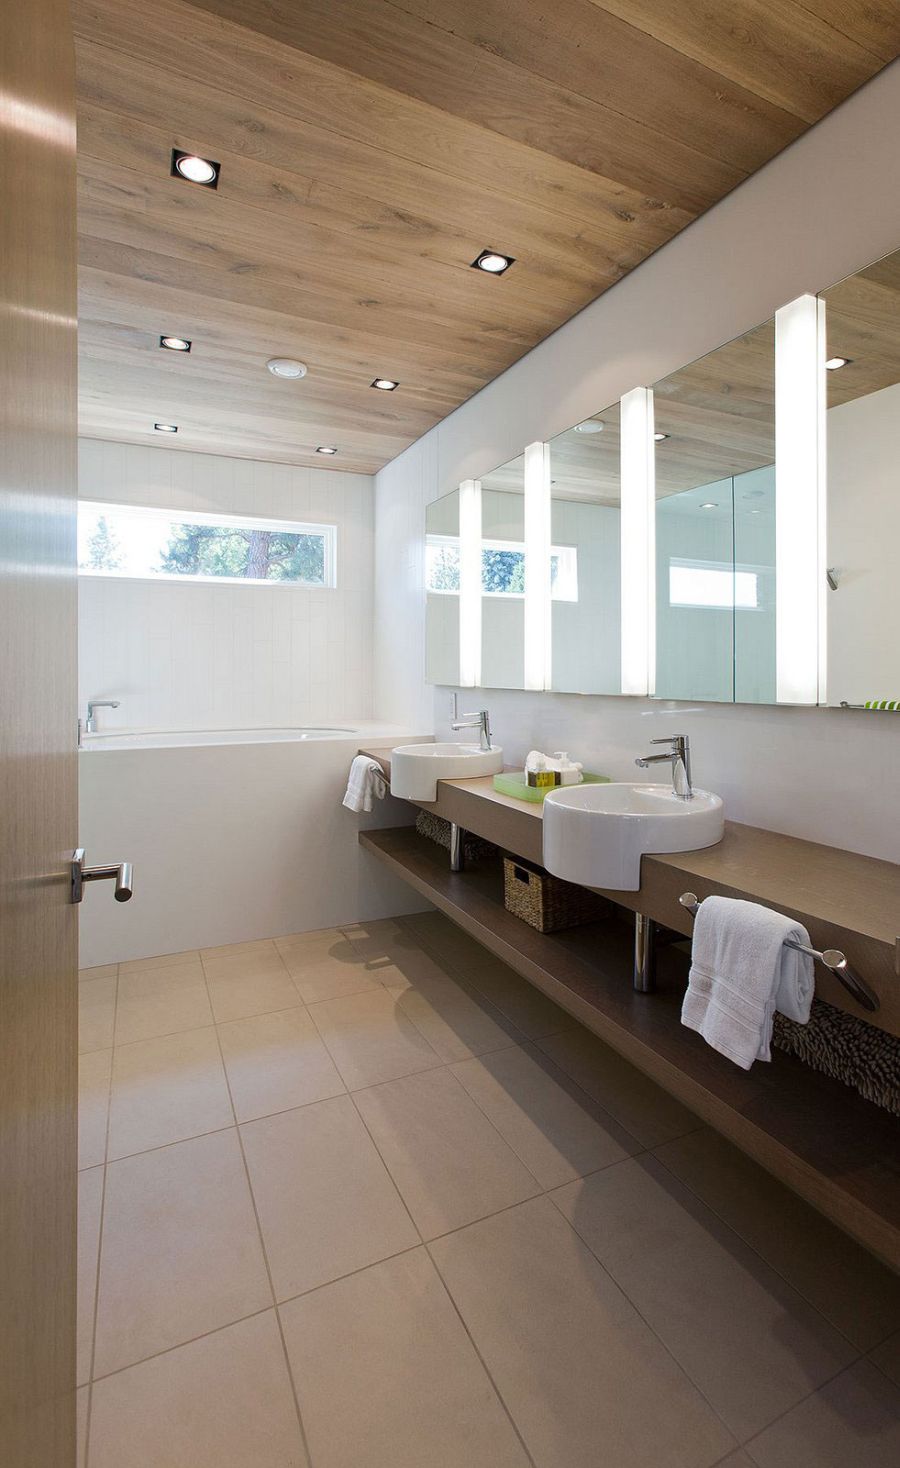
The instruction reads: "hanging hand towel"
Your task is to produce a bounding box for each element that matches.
[681,895,814,1070]
[342,755,387,813]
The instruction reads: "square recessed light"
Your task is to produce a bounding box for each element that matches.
[825,356,852,370]
[159,335,192,352]
[171,149,220,188]
[154,422,178,433]
[371,377,399,391]
[471,249,515,274]
[316,446,338,455]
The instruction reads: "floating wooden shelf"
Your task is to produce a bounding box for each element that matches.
[360,825,900,1269]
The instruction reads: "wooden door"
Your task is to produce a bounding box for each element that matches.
[0,2,79,1464]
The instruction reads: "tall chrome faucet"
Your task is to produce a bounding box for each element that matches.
[451,707,493,752]
[85,699,120,734]
[635,734,693,799]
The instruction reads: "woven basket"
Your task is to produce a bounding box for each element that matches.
[414,810,496,863]
[774,998,900,1116]
[503,856,609,933]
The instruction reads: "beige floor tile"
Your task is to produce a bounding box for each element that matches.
[745,1360,900,1467]
[94,1130,271,1377]
[77,1385,88,1468]
[118,949,199,975]
[78,1167,104,1386]
[715,1456,755,1467]
[552,1157,856,1442]
[200,937,278,961]
[89,1312,308,1468]
[655,1128,900,1351]
[218,1007,345,1122]
[455,959,574,1040]
[205,953,301,1024]
[354,1067,540,1240]
[308,988,441,1090]
[79,975,117,1054]
[280,1248,530,1468]
[282,948,383,1004]
[79,1049,112,1170]
[537,1025,700,1147]
[241,1095,419,1300]
[401,911,484,966]
[80,964,117,981]
[341,917,406,946]
[107,1027,233,1160]
[430,1196,734,1468]
[342,929,455,992]
[452,1043,641,1189]
[275,926,346,957]
[870,1331,900,1387]
[391,969,522,1062]
[114,962,212,1046]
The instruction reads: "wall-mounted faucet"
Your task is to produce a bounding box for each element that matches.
[451,707,493,752]
[85,699,120,735]
[635,734,693,799]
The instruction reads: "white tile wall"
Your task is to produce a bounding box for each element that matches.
[78,440,375,731]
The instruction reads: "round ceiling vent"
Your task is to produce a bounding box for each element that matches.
[266,358,308,379]
[574,420,604,434]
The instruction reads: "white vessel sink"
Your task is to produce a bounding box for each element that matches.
[390,741,503,802]
[543,782,724,892]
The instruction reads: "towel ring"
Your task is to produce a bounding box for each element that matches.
[678,893,879,1013]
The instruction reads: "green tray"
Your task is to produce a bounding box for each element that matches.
[492,770,611,803]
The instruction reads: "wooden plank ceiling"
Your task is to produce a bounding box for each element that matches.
[74,0,899,474]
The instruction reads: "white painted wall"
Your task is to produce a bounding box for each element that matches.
[78,439,375,732]
[373,62,900,864]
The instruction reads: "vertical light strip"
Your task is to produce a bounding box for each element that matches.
[620,387,655,696]
[775,294,826,704]
[816,298,829,707]
[524,440,552,690]
[458,477,482,688]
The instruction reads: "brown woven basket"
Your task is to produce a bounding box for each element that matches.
[503,856,609,933]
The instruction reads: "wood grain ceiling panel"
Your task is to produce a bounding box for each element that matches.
[73,0,895,469]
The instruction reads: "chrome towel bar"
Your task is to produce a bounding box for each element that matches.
[678,892,879,1013]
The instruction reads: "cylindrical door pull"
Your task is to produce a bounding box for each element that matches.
[70,849,134,904]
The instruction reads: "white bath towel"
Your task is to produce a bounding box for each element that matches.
[681,895,814,1070]
[342,755,387,813]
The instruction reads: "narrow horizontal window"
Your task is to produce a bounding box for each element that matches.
[669,559,759,611]
[77,503,337,587]
[426,534,577,602]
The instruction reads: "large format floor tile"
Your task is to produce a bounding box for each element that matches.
[77,1167,104,1386]
[451,958,574,1040]
[451,1042,641,1189]
[354,1067,541,1240]
[79,1049,112,1170]
[343,927,455,991]
[241,1095,419,1300]
[89,1312,308,1468]
[392,970,522,1062]
[280,1249,530,1468]
[77,1386,88,1468]
[114,961,212,1046]
[218,1007,345,1122]
[79,974,117,1054]
[308,988,441,1090]
[282,946,383,1004]
[654,1127,900,1351]
[93,1130,271,1376]
[430,1196,733,1468]
[204,950,301,1024]
[107,1027,233,1159]
[745,1359,900,1467]
[119,950,198,974]
[537,1025,700,1147]
[552,1157,856,1442]
[870,1331,900,1387]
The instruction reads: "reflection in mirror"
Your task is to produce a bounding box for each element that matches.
[479,454,526,689]
[653,321,776,703]
[822,248,900,708]
[548,407,621,694]
[425,488,460,685]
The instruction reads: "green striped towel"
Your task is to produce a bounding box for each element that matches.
[864,700,900,710]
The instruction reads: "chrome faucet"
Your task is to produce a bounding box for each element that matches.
[451,708,493,752]
[635,734,693,799]
[85,699,120,734]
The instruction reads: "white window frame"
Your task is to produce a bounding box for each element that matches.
[668,556,761,611]
[77,501,337,588]
[425,533,577,601]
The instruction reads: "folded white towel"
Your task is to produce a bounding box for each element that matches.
[342,755,387,813]
[681,895,814,1070]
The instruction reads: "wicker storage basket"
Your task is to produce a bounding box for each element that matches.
[503,855,609,933]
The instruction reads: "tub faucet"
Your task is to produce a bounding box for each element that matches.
[635,734,693,799]
[85,699,120,734]
[451,708,493,752]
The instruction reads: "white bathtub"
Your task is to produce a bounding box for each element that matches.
[78,722,429,966]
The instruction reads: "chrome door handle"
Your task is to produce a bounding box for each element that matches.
[71,848,134,904]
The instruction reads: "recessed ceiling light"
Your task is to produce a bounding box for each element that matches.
[266,358,308,379]
[471,249,515,274]
[154,422,178,433]
[316,446,338,455]
[160,335,191,352]
[749,509,763,515]
[825,356,851,370]
[574,421,604,434]
[700,501,718,510]
[654,432,670,442]
[371,377,399,391]
[171,149,220,187]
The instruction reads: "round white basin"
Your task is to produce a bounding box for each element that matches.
[390,741,503,802]
[543,781,724,892]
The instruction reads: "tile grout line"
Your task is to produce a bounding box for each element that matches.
[89,1305,276,1388]
[735,1355,874,1455]
[199,949,316,1468]
[83,960,119,1466]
